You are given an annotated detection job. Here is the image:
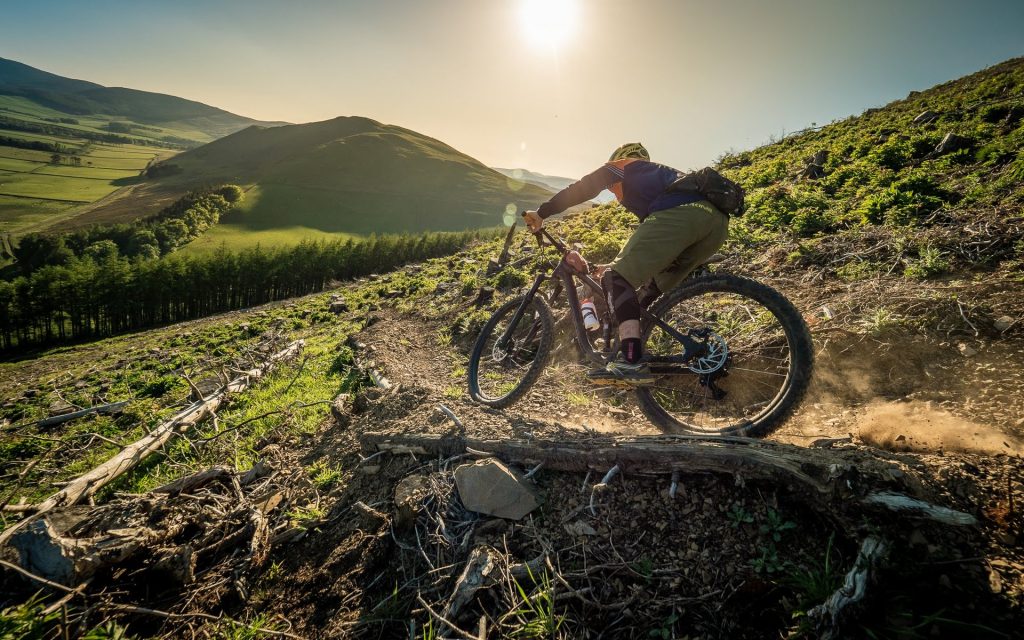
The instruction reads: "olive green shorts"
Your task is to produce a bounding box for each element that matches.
[607,200,729,294]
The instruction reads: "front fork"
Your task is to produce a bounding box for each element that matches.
[495,272,548,352]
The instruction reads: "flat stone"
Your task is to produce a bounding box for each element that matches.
[564,521,598,536]
[994,316,1014,331]
[957,343,977,357]
[455,459,538,520]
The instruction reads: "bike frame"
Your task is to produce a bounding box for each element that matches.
[496,227,707,371]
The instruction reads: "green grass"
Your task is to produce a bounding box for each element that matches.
[0,84,249,239]
[179,222,360,255]
[0,133,171,235]
[0,194,75,235]
[0,147,55,162]
[0,156,41,172]
[0,171,120,201]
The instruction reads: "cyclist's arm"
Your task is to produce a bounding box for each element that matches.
[537,166,619,219]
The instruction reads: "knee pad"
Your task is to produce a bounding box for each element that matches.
[602,270,641,324]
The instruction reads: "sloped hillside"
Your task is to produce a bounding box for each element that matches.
[0,58,1022,638]
[0,57,275,138]
[723,56,1023,239]
[101,116,554,236]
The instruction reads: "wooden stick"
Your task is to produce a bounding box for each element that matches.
[26,401,130,430]
[0,340,303,547]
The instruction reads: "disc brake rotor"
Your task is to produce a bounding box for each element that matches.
[687,332,728,374]
[492,339,510,363]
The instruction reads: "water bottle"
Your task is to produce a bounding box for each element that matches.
[581,298,600,331]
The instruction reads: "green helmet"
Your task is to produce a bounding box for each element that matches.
[608,142,649,162]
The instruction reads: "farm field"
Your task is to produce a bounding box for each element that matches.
[0,124,175,236]
[0,78,272,240]
[0,95,219,144]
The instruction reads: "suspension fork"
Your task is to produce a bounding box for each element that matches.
[495,271,549,350]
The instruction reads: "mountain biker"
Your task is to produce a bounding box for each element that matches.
[523,143,729,385]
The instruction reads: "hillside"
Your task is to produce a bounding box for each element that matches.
[720,56,1024,239]
[83,116,555,240]
[0,57,279,138]
[0,58,1022,638]
[0,58,287,240]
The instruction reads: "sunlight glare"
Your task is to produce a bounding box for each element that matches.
[519,0,579,50]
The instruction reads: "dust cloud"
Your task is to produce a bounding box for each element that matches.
[856,400,1023,455]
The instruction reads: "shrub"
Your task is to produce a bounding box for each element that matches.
[493,266,529,291]
[904,245,950,279]
[857,171,947,225]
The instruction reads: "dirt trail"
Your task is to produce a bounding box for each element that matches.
[358,309,659,438]
[360,308,1024,455]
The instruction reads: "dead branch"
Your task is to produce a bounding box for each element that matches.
[32,401,130,430]
[358,432,977,525]
[0,340,303,547]
[808,536,889,639]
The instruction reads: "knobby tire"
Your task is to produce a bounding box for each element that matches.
[468,294,554,407]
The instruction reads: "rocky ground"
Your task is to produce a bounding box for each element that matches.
[1,256,1022,639]
[231,307,1023,639]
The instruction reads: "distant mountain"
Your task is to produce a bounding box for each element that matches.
[494,167,616,204]
[91,116,554,235]
[0,57,284,139]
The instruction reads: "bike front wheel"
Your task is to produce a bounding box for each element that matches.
[637,274,813,437]
[468,294,554,407]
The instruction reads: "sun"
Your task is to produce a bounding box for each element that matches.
[519,0,579,50]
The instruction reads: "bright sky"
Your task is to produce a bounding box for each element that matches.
[2,0,1023,178]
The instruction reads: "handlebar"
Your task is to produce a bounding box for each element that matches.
[521,211,569,254]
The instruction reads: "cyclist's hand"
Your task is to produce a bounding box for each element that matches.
[566,250,589,273]
[523,210,543,232]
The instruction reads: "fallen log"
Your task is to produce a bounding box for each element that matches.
[0,340,303,547]
[9,457,283,586]
[358,431,976,525]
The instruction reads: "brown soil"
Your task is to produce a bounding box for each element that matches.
[3,298,1022,639]
[227,307,1022,639]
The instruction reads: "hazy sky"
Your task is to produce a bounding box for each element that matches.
[2,0,1023,177]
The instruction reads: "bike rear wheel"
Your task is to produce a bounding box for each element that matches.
[468,294,554,407]
[637,274,813,436]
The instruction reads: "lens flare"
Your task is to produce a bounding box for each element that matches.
[519,0,578,50]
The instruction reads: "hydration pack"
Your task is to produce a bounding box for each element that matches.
[667,167,746,217]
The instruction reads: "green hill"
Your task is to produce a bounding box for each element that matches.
[0,57,280,138]
[718,57,1024,240]
[0,57,289,240]
[110,116,554,242]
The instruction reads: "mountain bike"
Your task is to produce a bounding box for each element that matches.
[466,222,814,437]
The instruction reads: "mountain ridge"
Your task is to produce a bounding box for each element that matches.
[0,56,286,136]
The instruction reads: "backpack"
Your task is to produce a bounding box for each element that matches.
[667,167,746,216]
